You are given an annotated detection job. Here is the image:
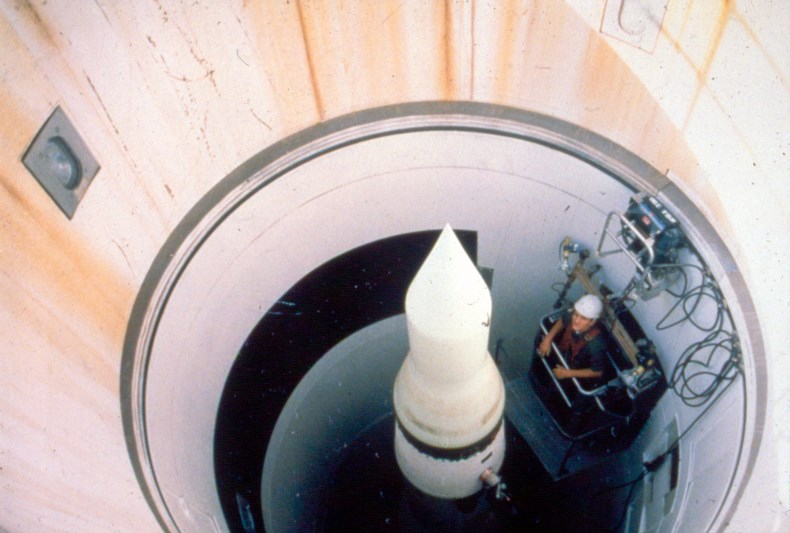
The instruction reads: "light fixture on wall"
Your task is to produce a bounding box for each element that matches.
[22,106,100,219]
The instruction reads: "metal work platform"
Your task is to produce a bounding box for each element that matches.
[505,375,626,480]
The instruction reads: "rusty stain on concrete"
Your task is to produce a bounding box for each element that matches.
[730,10,790,92]
[152,0,170,24]
[83,73,168,227]
[2,268,122,395]
[492,1,521,102]
[295,0,325,120]
[680,1,733,132]
[91,0,112,26]
[443,0,453,100]
[470,0,477,99]
[15,1,47,39]
[0,170,134,354]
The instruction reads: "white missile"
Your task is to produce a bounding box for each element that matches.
[393,224,506,499]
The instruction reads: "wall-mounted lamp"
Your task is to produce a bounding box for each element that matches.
[22,106,100,219]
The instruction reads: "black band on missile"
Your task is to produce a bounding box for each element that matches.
[395,416,503,461]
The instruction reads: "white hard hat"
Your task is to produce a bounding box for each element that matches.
[574,294,603,320]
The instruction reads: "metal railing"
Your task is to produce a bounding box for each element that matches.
[537,311,628,413]
[596,211,671,297]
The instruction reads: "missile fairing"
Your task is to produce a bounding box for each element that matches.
[393,224,506,499]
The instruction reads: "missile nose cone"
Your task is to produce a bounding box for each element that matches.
[404,224,492,379]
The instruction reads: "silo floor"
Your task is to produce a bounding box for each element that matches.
[324,415,624,532]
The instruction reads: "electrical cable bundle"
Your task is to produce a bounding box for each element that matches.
[651,260,742,407]
[668,328,740,407]
[657,263,722,331]
[589,374,739,531]
[585,254,743,529]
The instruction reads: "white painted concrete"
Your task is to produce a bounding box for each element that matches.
[0,1,786,531]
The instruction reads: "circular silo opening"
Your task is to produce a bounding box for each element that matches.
[122,102,763,533]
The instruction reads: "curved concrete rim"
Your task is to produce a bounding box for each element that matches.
[121,101,764,532]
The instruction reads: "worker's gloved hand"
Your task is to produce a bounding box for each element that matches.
[538,338,551,357]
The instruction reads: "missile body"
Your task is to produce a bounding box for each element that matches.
[393,224,506,499]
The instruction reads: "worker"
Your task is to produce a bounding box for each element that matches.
[537,294,606,387]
